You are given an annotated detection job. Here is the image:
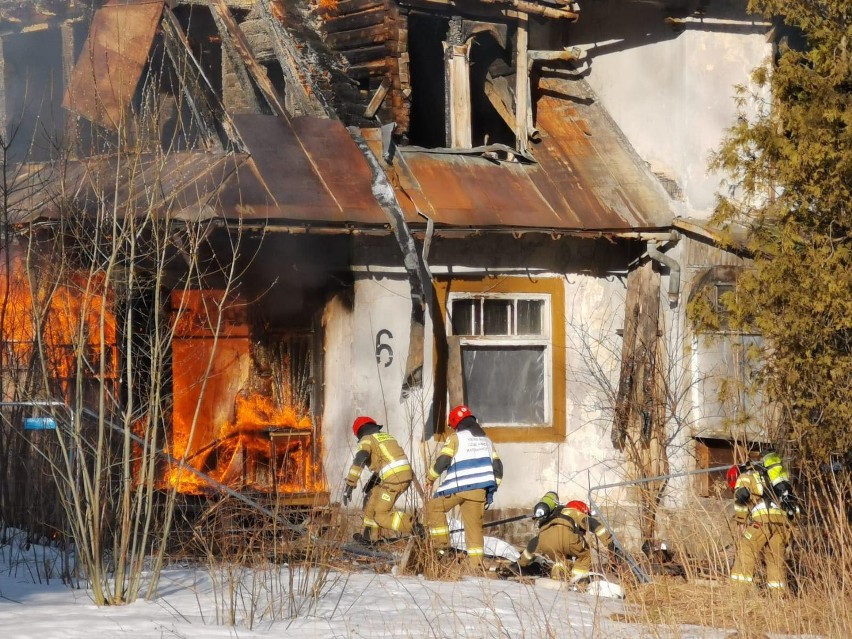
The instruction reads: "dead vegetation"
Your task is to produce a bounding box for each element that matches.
[613,484,852,639]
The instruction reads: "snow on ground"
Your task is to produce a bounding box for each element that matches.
[0,530,818,639]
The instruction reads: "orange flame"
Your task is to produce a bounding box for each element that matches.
[0,252,117,401]
[165,290,325,496]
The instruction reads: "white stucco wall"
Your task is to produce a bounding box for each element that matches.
[494,273,629,511]
[322,246,635,515]
[321,273,421,506]
[569,2,772,217]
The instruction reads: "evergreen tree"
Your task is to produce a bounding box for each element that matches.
[710,0,852,461]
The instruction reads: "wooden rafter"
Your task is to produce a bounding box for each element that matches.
[210,0,289,117]
[254,0,330,117]
[161,8,225,150]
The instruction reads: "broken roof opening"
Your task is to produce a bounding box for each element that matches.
[469,29,515,147]
[407,13,448,148]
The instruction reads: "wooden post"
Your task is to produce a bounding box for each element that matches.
[514,14,529,155]
[447,336,465,407]
[444,40,472,148]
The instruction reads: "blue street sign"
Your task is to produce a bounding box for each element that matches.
[23,417,58,431]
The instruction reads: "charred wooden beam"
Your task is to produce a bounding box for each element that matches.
[528,47,582,61]
[333,0,386,13]
[324,6,386,34]
[342,44,389,65]
[461,20,508,48]
[161,8,225,150]
[346,58,389,80]
[210,0,286,116]
[364,77,390,118]
[208,0,263,114]
[483,73,515,132]
[255,0,330,117]
[325,23,388,49]
[475,0,578,20]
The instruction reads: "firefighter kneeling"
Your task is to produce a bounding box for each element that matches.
[728,449,800,592]
[511,493,614,581]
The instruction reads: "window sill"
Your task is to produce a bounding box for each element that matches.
[432,426,564,444]
[487,426,565,443]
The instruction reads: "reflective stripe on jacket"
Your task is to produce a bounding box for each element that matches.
[434,429,497,497]
[347,432,412,485]
[735,471,786,523]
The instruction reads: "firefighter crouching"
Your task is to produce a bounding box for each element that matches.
[513,493,613,580]
[728,449,799,591]
[343,416,418,544]
[424,405,503,568]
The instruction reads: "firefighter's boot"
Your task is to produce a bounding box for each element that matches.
[352,527,375,546]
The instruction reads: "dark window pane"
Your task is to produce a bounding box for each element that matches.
[516,300,543,335]
[451,299,477,335]
[483,299,511,335]
[461,345,546,425]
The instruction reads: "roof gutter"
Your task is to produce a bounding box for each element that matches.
[647,233,681,307]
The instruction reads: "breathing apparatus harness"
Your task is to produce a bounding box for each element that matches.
[742,453,800,520]
[532,492,588,535]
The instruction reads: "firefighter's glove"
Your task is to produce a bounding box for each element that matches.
[486,485,497,508]
[781,493,800,518]
[342,484,354,506]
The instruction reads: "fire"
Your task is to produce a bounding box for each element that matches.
[165,290,325,497]
[0,251,117,401]
[0,253,325,500]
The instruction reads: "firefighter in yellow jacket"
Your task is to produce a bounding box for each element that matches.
[424,405,503,568]
[516,493,613,580]
[344,416,416,544]
[728,449,799,591]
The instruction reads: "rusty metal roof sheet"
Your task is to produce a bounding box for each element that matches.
[383,76,674,233]
[11,114,389,227]
[215,114,388,225]
[8,152,246,221]
[23,78,674,234]
[63,0,164,129]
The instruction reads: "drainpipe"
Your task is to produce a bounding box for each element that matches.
[647,234,681,307]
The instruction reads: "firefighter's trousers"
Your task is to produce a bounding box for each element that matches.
[731,520,791,590]
[532,525,591,580]
[426,488,486,567]
[364,480,414,537]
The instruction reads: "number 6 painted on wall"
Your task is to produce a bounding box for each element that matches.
[375,329,393,367]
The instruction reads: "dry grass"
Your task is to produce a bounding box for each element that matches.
[618,576,845,637]
[601,467,852,639]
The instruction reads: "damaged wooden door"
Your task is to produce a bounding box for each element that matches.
[613,260,669,545]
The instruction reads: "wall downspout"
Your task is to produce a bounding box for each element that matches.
[347,126,431,392]
[647,235,681,307]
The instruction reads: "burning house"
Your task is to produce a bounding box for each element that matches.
[0,0,774,551]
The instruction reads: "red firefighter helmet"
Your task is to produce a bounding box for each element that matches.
[352,416,377,438]
[448,405,474,430]
[566,500,590,515]
[726,465,741,490]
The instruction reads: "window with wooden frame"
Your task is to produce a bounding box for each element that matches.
[694,437,762,498]
[435,277,566,443]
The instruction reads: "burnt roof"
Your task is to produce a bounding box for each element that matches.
[12,84,674,233]
[372,76,674,233]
